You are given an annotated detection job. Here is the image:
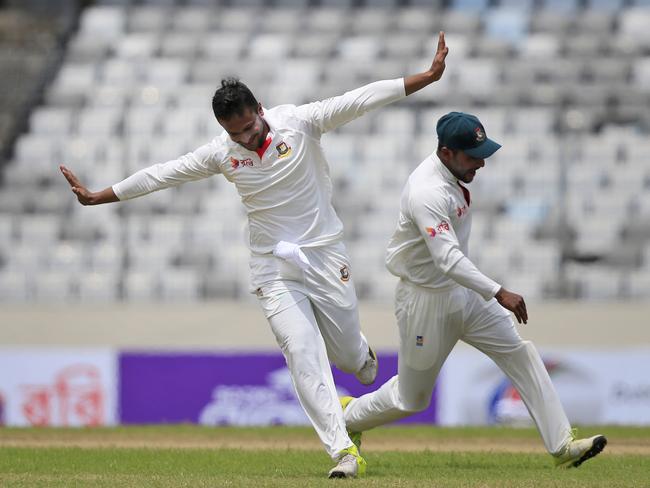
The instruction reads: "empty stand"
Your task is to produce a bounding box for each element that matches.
[1,1,649,303]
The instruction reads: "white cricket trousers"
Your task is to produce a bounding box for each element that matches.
[344,280,573,455]
[251,242,369,460]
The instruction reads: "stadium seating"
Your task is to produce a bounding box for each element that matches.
[1,0,649,303]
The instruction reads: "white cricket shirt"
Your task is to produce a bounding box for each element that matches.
[385,155,501,300]
[112,79,406,255]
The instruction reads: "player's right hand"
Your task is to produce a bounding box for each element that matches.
[494,287,528,325]
[60,164,96,205]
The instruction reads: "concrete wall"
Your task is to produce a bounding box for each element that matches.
[2,300,648,349]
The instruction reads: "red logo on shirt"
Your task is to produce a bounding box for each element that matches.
[230,157,254,170]
[426,221,451,238]
[456,205,468,218]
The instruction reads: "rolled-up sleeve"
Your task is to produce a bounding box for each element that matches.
[112,142,222,201]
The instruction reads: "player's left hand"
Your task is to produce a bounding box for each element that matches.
[428,31,448,82]
[494,287,528,325]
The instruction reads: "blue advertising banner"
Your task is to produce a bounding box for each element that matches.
[119,352,437,425]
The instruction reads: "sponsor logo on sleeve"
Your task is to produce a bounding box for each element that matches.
[426,221,450,238]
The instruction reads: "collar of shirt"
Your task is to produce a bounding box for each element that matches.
[255,132,273,158]
[254,108,289,162]
[429,154,471,206]
[223,107,278,159]
[431,154,458,184]
[259,109,293,163]
[259,108,280,158]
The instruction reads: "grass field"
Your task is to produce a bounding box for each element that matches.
[1,425,649,487]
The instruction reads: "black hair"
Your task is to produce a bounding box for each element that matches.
[212,78,258,121]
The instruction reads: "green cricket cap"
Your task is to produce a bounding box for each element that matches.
[436,111,501,159]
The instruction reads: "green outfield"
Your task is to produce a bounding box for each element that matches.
[1,425,649,487]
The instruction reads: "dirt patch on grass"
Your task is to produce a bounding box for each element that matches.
[1,432,648,455]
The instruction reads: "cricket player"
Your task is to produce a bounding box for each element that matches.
[340,111,607,470]
[60,33,449,478]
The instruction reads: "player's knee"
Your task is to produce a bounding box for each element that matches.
[506,339,535,358]
[332,355,358,374]
[400,391,431,413]
[284,344,313,364]
[281,336,319,366]
[327,341,365,373]
[490,338,530,357]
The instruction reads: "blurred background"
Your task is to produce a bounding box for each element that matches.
[0,0,649,429]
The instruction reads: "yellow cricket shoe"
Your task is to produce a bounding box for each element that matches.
[340,396,362,451]
[328,444,367,479]
[554,432,607,468]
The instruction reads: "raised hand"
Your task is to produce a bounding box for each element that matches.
[403,31,449,96]
[428,31,449,82]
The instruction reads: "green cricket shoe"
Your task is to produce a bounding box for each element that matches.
[554,429,607,468]
[340,396,362,452]
[328,444,367,478]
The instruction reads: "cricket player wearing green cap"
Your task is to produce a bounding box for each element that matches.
[341,111,607,470]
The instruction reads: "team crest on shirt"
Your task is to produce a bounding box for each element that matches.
[231,156,254,170]
[416,335,424,347]
[340,265,350,282]
[275,141,292,159]
[475,127,486,142]
[456,205,468,218]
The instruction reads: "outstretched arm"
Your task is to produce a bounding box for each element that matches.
[61,144,222,205]
[60,165,119,206]
[294,31,448,135]
[404,31,449,96]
